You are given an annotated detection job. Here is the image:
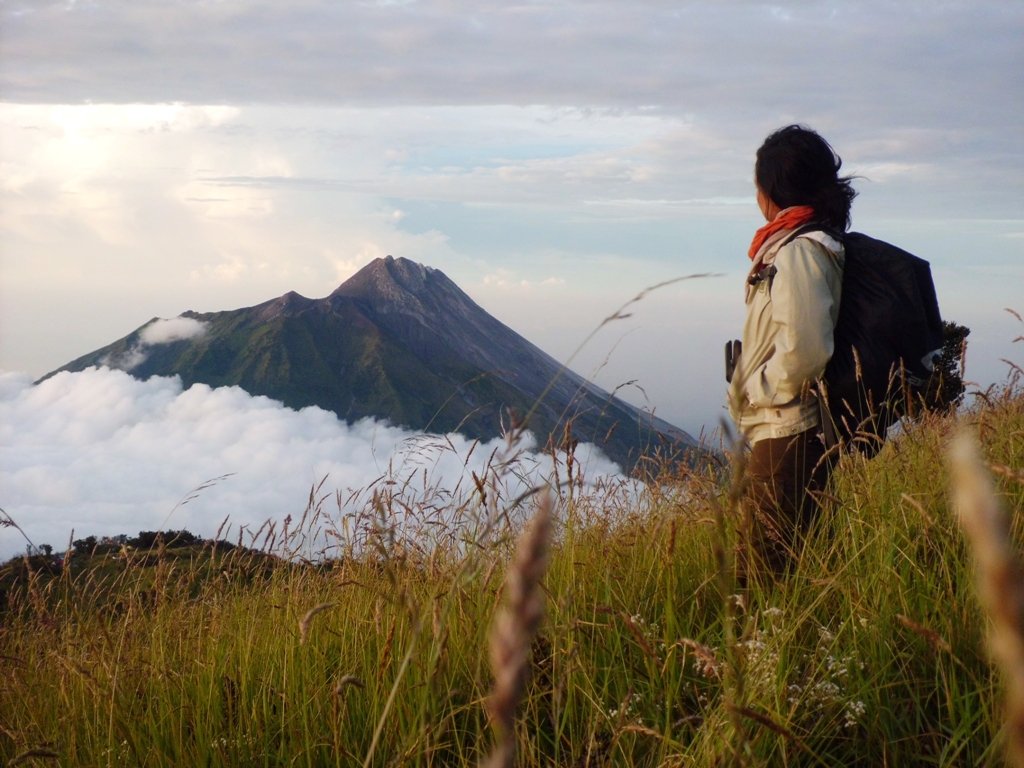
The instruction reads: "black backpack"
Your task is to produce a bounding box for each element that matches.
[813,229,945,454]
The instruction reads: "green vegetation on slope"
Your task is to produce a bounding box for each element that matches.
[1,381,1022,767]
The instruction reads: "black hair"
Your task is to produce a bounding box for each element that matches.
[755,124,857,231]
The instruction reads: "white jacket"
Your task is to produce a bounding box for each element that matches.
[728,231,844,444]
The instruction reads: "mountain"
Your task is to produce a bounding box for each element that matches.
[44,257,699,471]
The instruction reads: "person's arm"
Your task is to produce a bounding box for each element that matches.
[746,238,839,407]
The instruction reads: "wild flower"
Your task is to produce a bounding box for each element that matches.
[714,609,868,731]
[844,699,867,730]
[607,691,645,724]
[99,739,132,765]
[785,621,867,730]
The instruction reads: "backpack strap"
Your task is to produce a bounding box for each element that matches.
[747,223,842,287]
[787,223,844,248]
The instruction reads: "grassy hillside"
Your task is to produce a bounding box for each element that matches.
[1,381,1022,766]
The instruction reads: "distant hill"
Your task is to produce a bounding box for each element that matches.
[44,256,699,471]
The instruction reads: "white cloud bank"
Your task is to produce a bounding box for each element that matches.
[0,368,626,560]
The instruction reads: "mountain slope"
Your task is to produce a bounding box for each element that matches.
[46,257,699,470]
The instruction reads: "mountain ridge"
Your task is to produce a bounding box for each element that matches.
[45,256,699,471]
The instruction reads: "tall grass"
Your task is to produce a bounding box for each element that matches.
[2,380,1022,766]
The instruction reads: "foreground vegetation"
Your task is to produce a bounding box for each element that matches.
[1,379,1022,767]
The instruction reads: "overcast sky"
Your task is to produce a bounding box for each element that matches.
[1,1,1022,555]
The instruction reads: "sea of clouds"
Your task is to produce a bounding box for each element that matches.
[0,367,626,561]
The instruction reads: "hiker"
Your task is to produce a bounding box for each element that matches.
[727,124,857,581]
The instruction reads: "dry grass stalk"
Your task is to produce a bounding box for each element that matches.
[726,704,817,760]
[481,494,553,768]
[8,748,60,765]
[895,613,952,654]
[950,431,1024,767]
[900,493,935,527]
[678,638,723,680]
[990,462,1024,484]
[621,611,659,662]
[298,602,335,645]
[333,675,365,696]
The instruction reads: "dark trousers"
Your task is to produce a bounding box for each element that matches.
[739,427,833,583]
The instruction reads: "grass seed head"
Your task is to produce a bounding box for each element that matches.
[298,602,335,645]
[483,494,553,768]
[951,431,1024,767]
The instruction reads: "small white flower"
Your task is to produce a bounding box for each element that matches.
[844,699,867,728]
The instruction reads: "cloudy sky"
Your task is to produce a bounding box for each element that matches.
[1,1,1022,555]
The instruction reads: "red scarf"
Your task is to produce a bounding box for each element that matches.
[747,205,816,261]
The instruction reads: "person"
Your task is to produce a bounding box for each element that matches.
[727,124,857,581]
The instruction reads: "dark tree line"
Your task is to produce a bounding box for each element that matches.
[69,529,204,556]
